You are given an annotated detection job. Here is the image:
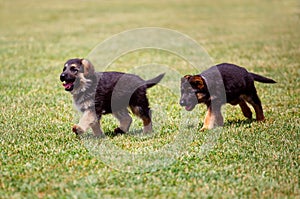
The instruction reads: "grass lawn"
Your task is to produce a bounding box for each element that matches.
[0,0,299,198]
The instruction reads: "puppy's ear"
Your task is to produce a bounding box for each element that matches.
[81,59,95,78]
[182,75,191,82]
[184,75,191,80]
[190,75,204,89]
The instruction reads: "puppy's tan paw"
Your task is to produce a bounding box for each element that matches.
[200,126,208,131]
[143,124,152,133]
[72,124,84,135]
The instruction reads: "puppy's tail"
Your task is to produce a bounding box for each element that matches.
[146,73,165,88]
[250,73,276,83]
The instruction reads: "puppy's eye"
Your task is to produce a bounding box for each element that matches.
[63,67,66,71]
[70,67,79,73]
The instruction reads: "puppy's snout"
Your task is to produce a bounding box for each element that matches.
[179,99,186,106]
[60,73,66,82]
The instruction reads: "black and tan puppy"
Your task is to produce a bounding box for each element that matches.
[180,63,276,130]
[60,58,164,136]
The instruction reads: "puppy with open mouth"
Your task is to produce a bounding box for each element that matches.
[60,58,164,136]
[180,63,276,130]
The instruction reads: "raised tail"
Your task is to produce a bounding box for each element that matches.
[146,73,165,88]
[250,73,276,83]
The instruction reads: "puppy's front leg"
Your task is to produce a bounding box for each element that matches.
[72,109,103,136]
[113,110,132,134]
[201,106,212,131]
[201,105,223,131]
[90,121,103,136]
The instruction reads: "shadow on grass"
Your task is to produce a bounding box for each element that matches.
[77,119,254,141]
[224,118,254,128]
[78,128,159,140]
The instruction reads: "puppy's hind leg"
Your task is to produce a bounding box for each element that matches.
[242,93,264,121]
[239,99,252,119]
[113,109,132,134]
[141,112,152,133]
[130,105,152,133]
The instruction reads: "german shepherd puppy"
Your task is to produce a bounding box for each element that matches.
[180,63,276,130]
[60,58,164,136]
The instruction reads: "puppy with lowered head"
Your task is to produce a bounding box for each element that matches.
[60,58,164,136]
[180,63,276,130]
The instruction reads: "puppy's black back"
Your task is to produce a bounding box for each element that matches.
[203,63,275,103]
[94,72,140,114]
[201,63,255,103]
[94,72,163,116]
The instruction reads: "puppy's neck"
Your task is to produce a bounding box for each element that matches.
[71,73,97,95]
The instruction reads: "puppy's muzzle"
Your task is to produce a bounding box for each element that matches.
[179,99,186,106]
[60,72,75,91]
[60,73,66,82]
[179,95,197,111]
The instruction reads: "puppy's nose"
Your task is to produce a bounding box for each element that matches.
[60,73,66,82]
[179,100,186,106]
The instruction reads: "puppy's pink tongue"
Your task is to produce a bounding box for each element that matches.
[63,82,73,89]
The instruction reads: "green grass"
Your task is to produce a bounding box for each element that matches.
[0,0,299,198]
